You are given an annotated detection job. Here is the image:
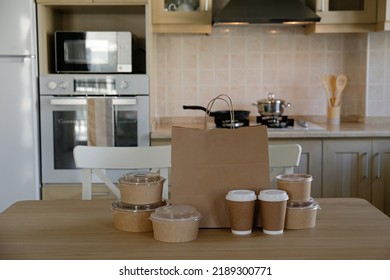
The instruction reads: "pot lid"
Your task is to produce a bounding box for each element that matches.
[258,93,284,104]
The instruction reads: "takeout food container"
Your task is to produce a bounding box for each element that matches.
[276,173,313,202]
[111,200,167,232]
[118,172,165,205]
[285,199,320,229]
[150,205,202,243]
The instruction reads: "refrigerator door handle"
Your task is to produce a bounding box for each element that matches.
[0,54,36,58]
[0,55,36,63]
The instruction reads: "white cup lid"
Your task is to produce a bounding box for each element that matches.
[225,189,257,202]
[258,189,289,202]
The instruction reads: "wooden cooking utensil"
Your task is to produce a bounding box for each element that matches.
[329,75,336,105]
[321,75,333,107]
[335,74,347,106]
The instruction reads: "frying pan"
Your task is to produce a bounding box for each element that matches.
[183,105,250,128]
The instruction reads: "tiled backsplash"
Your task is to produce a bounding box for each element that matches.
[367,32,390,117]
[153,25,387,121]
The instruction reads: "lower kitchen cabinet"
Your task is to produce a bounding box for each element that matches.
[372,140,390,216]
[269,139,322,198]
[322,139,372,200]
[323,138,390,216]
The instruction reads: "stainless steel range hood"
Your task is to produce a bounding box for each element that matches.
[213,0,321,26]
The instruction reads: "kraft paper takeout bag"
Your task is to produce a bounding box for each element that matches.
[171,125,270,228]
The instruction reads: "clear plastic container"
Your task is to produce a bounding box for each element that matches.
[118,172,165,204]
[150,205,202,243]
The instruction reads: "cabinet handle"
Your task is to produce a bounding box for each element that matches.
[375,153,381,179]
[361,152,368,179]
[205,0,209,12]
[50,98,137,106]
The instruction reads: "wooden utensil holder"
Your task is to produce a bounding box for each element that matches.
[327,106,340,125]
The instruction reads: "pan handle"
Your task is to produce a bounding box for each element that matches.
[183,105,214,115]
[183,105,207,112]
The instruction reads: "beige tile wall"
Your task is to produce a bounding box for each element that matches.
[153,25,367,120]
[367,32,390,117]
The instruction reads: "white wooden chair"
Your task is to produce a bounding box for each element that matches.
[73,145,171,200]
[268,144,302,186]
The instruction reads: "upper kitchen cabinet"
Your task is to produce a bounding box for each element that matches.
[377,0,390,31]
[152,0,213,34]
[305,0,377,33]
[36,2,148,74]
[36,0,148,3]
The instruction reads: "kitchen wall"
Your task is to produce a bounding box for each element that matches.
[153,25,369,122]
[367,31,390,118]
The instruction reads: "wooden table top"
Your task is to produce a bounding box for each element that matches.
[0,198,389,260]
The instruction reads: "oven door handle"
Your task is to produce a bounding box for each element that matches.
[49,98,138,106]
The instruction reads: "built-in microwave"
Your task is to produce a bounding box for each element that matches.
[55,31,133,73]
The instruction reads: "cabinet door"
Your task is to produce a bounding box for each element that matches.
[323,139,372,200]
[269,139,322,198]
[93,0,148,3]
[310,0,377,24]
[372,139,390,216]
[36,0,92,3]
[152,0,212,33]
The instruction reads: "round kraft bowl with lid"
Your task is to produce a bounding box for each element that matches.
[149,204,202,243]
[285,199,320,230]
[111,200,167,233]
[276,174,313,202]
[118,172,165,205]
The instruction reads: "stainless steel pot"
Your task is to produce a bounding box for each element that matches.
[253,93,291,116]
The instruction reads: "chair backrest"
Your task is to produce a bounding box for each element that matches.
[73,145,171,200]
[268,144,302,186]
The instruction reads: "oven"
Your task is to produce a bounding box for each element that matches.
[39,74,149,184]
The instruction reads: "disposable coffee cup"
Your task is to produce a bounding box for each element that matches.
[225,189,257,235]
[258,189,289,235]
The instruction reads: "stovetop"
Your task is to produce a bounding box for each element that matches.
[255,116,324,131]
[266,121,325,131]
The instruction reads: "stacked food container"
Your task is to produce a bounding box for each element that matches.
[111,172,166,233]
[276,174,320,229]
[111,172,202,242]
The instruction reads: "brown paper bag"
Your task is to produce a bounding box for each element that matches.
[171,125,270,228]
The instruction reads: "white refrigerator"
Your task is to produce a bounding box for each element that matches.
[0,0,40,212]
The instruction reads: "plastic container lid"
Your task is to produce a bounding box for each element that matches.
[276,174,313,182]
[225,189,257,202]
[258,189,289,202]
[287,199,320,210]
[118,172,164,185]
[150,205,202,222]
[111,199,167,212]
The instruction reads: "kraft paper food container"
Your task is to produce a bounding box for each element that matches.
[118,172,165,205]
[276,174,313,202]
[285,199,320,230]
[111,200,167,233]
[150,205,202,243]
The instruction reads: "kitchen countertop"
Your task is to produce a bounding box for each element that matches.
[151,118,390,139]
[0,198,389,259]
